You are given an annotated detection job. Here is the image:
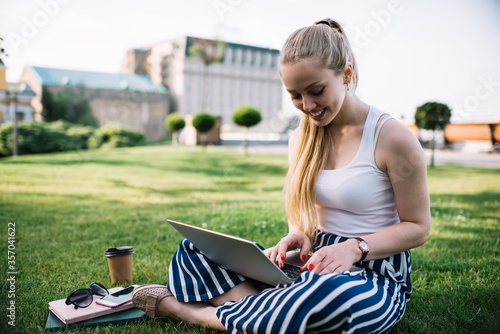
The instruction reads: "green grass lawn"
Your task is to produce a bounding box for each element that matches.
[0,145,499,333]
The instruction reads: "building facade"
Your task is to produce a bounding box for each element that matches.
[0,64,35,125]
[122,36,283,131]
[20,66,169,140]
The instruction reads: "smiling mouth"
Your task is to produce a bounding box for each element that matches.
[310,108,325,117]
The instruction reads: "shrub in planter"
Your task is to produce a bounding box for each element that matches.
[192,112,216,146]
[165,113,186,146]
[233,106,262,152]
[192,112,216,133]
[232,106,262,128]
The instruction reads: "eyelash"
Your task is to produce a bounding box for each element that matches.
[312,88,324,96]
[291,88,324,100]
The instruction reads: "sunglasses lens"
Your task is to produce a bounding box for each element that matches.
[67,289,93,308]
[90,282,109,296]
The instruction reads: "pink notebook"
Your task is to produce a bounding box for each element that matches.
[49,287,136,324]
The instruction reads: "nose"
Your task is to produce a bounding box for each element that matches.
[302,96,316,112]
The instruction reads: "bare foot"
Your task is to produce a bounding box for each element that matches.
[156,296,226,331]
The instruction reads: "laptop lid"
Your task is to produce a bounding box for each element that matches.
[167,219,294,286]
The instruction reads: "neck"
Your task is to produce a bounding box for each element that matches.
[330,92,370,129]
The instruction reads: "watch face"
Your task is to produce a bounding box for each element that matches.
[360,241,369,251]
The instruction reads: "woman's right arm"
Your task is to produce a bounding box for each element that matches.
[268,129,312,268]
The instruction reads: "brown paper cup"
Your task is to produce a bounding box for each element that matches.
[105,246,134,284]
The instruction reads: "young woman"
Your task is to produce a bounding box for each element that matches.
[131,18,431,333]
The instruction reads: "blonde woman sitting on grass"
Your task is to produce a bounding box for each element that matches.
[131,18,431,334]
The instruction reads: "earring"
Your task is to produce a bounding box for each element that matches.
[346,84,350,92]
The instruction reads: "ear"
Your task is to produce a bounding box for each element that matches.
[343,63,353,85]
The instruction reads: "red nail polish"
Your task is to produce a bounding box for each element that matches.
[280,254,285,260]
[279,262,283,269]
[308,264,314,271]
[301,254,306,261]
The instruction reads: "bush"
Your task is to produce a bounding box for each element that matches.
[165,113,186,146]
[66,125,96,150]
[44,120,95,150]
[233,106,262,128]
[192,112,216,134]
[165,113,186,132]
[89,123,145,149]
[232,106,262,153]
[0,121,146,157]
[0,121,76,156]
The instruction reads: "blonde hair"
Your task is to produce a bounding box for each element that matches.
[282,19,358,239]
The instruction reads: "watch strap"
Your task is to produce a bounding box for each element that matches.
[355,237,369,262]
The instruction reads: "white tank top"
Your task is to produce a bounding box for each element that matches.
[316,106,399,237]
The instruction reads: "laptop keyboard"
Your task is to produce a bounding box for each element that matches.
[279,262,302,281]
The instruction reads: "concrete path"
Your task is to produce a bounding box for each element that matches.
[222,141,500,169]
[423,149,500,169]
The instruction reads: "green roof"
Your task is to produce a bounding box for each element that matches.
[29,66,167,94]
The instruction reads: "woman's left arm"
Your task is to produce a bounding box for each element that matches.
[358,118,431,261]
[305,119,431,274]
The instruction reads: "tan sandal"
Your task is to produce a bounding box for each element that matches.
[131,284,173,318]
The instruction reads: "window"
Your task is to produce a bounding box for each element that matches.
[225,47,233,63]
[246,49,252,65]
[235,48,242,64]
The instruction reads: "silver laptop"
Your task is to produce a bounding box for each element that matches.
[167,219,305,286]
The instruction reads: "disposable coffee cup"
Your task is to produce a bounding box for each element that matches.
[105,246,134,284]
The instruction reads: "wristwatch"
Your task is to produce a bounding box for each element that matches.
[355,237,369,262]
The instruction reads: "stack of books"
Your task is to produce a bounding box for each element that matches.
[45,286,145,331]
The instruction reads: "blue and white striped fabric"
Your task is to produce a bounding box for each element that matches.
[168,231,412,334]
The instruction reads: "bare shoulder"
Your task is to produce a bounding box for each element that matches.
[375,117,426,175]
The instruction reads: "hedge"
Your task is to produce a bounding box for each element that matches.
[0,121,146,157]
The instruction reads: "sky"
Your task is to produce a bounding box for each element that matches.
[1,0,499,122]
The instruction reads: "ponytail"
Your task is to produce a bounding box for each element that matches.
[281,19,358,239]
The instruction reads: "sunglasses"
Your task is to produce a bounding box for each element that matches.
[65,282,109,309]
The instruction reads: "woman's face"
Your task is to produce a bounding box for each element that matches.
[280,57,347,127]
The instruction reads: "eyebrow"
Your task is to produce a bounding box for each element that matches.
[286,80,323,93]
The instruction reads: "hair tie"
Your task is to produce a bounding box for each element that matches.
[315,20,331,27]
[315,19,343,34]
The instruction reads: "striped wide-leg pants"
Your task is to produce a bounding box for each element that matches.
[168,231,412,334]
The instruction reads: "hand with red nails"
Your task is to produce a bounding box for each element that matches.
[268,233,312,270]
[299,239,360,274]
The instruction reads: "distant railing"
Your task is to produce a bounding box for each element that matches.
[405,122,500,152]
[444,123,499,143]
[406,123,500,141]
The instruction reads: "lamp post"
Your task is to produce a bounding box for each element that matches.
[12,91,18,156]
[6,89,18,156]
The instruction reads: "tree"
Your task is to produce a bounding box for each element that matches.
[414,101,451,168]
[188,39,226,112]
[0,36,7,65]
[192,112,216,146]
[41,86,62,122]
[232,106,262,153]
[165,112,186,146]
[41,85,99,126]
